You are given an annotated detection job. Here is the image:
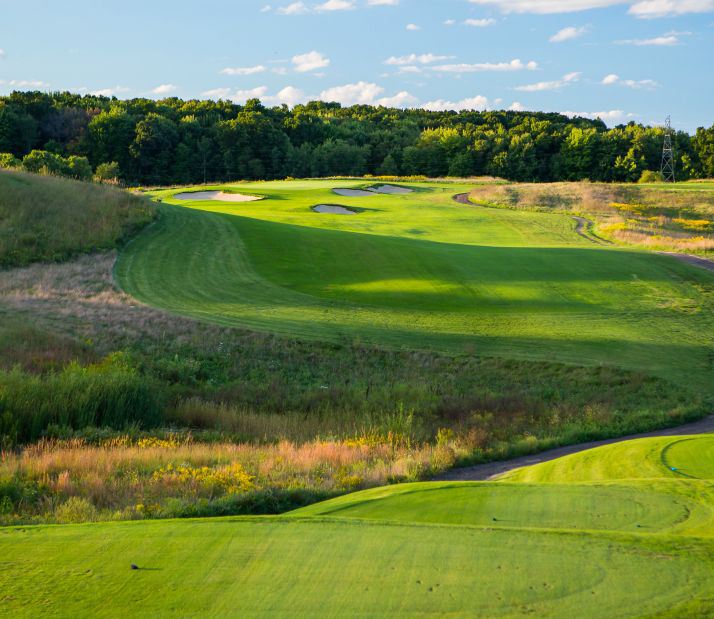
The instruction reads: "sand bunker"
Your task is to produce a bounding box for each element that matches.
[332,188,375,197]
[173,191,262,202]
[313,204,357,215]
[332,185,413,197]
[370,184,413,195]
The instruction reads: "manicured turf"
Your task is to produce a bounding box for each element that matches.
[115,180,714,388]
[3,435,714,618]
[501,434,714,483]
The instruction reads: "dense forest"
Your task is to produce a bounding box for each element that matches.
[1,91,713,185]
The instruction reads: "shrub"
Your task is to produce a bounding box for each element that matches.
[94,161,121,184]
[638,170,664,183]
[0,362,165,445]
[0,153,20,169]
[55,497,98,523]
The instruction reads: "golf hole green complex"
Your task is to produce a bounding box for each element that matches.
[115,179,714,390]
[3,435,714,618]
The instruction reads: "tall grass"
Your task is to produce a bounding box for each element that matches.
[468,181,714,255]
[0,360,163,445]
[0,436,459,524]
[0,169,155,267]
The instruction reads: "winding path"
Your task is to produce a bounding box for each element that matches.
[434,414,714,481]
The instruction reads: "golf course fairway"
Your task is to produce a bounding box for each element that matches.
[115,180,714,389]
[3,434,714,618]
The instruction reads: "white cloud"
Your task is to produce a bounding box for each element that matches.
[444,19,457,25]
[432,59,538,73]
[221,65,267,76]
[406,23,421,30]
[0,79,51,89]
[230,86,270,103]
[467,0,714,17]
[562,109,631,124]
[467,0,625,13]
[261,4,273,12]
[549,26,587,42]
[422,95,490,112]
[601,73,658,88]
[367,0,399,4]
[629,0,714,18]
[277,2,309,14]
[292,50,330,72]
[201,87,232,98]
[397,66,422,73]
[515,71,580,91]
[315,0,355,10]
[265,86,308,106]
[151,84,177,95]
[385,53,453,65]
[0,49,5,59]
[508,101,525,111]
[320,81,385,105]
[377,91,419,107]
[90,85,130,96]
[617,35,679,45]
[318,81,416,107]
[464,18,497,26]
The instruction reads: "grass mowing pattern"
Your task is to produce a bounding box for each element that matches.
[3,434,714,617]
[116,180,714,389]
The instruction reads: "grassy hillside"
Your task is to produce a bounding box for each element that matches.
[116,180,714,389]
[467,181,714,255]
[3,434,713,618]
[0,169,155,267]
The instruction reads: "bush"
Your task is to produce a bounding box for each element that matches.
[0,153,20,169]
[0,361,165,445]
[21,150,93,181]
[55,497,98,523]
[638,170,664,183]
[94,161,121,184]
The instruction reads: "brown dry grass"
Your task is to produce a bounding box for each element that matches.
[0,435,462,522]
[467,181,714,256]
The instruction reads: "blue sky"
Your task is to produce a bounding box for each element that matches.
[1,0,712,131]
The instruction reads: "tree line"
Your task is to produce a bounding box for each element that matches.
[1,90,713,184]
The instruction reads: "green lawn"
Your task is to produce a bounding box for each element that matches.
[3,434,714,618]
[115,180,714,389]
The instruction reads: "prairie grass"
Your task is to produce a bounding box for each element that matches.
[0,435,461,523]
[468,181,714,256]
[0,169,155,267]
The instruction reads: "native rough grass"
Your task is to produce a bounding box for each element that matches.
[0,168,155,267]
[468,180,714,254]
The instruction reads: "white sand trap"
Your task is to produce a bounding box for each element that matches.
[173,190,262,202]
[313,204,357,215]
[332,188,375,197]
[370,184,413,195]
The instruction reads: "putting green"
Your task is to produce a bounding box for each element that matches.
[292,481,693,533]
[501,435,714,484]
[116,180,714,388]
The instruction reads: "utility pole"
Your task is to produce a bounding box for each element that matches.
[660,115,675,183]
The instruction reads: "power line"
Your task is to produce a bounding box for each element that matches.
[660,115,675,183]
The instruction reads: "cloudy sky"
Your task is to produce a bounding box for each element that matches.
[1,0,712,131]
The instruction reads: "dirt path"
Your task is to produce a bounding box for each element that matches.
[434,415,714,481]
[452,193,471,205]
[658,252,714,273]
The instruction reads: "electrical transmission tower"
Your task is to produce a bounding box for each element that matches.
[660,115,675,182]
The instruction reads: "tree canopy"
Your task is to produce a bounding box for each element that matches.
[0,90,712,184]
